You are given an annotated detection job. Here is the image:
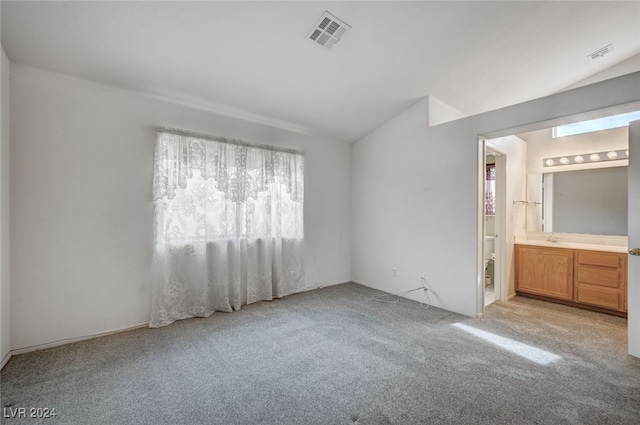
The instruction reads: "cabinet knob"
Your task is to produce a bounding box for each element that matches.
[629,248,640,256]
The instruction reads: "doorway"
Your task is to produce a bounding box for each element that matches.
[477,100,640,357]
[483,148,504,306]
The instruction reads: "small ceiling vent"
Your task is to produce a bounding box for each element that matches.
[588,44,613,60]
[307,11,351,49]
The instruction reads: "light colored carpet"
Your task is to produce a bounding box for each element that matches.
[2,282,639,424]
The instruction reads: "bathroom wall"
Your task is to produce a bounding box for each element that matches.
[522,126,628,174]
[485,217,495,237]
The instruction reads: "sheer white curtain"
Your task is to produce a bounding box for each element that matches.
[150,130,305,327]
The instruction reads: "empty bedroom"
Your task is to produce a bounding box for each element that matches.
[1,2,639,424]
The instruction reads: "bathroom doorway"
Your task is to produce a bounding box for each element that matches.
[476,98,640,356]
[484,147,505,307]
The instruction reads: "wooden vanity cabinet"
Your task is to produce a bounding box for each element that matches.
[515,246,574,301]
[574,251,627,312]
[515,244,627,316]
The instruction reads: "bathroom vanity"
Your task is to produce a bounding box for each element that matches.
[514,234,628,317]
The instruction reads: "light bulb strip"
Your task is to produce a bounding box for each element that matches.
[543,149,628,168]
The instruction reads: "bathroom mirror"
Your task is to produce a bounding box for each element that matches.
[526,166,628,236]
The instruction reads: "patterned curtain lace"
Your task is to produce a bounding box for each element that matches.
[150,131,305,327]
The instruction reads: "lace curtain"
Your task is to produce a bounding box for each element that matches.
[150,130,305,327]
[485,164,496,216]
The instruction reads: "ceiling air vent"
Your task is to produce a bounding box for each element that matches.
[307,11,351,49]
[588,44,613,60]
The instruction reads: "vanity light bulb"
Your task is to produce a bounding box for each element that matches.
[607,151,618,159]
[545,159,555,166]
[559,157,570,165]
[590,153,601,161]
[626,149,630,157]
[573,155,584,163]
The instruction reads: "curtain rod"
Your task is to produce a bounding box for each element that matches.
[157,127,305,156]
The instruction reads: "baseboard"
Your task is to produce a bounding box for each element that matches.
[11,322,149,357]
[306,280,351,291]
[1,350,11,370]
[7,282,352,360]
[353,280,480,318]
[352,279,428,304]
[506,293,517,301]
[6,282,353,359]
[351,279,381,290]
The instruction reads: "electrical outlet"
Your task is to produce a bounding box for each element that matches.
[420,273,426,283]
[393,267,397,277]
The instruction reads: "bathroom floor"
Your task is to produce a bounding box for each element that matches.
[484,283,495,306]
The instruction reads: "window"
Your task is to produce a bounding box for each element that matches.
[153,133,304,245]
[553,110,640,138]
[149,130,306,327]
[485,164,496,216]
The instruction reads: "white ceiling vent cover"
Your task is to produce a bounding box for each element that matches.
[588,44,613,60]
[307,11,351,49]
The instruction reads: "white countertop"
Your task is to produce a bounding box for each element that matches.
[514,233,628,253]
[514,239,628,253]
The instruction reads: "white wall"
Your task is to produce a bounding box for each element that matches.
[524,126,628,174]
[1,47,10,365]
[428,96,467,127]
[486,136,527,299]
[351,71,640,320]
[10,64,351,351]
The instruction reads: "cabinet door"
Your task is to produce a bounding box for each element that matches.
[575,251,626,311]
[516,245,574,300]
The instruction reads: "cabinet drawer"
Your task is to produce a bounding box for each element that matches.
[515,245,627,316]
[576,266,621,288]
[576,285,622,310]
[577,251,620,268]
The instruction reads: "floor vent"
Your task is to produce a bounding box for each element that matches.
[588,44,613,60]
[307,11,351,49]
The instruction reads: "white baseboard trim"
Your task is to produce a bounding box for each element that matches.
[301,280,351,293]
[6,282,353,362]
[506,293,517,301]
[10,322,149,357]
[306,280,351,291]
[351,279,381,290]
[1,350,12,370]
[352,279,479,319]
[352,279,428,299]
[352,279,428,304]
[4,282,353,362]
[1,281,359,367]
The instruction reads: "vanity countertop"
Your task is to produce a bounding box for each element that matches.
[514,233,628,254]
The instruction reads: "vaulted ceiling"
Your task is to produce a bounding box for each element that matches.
[2,1,640,141]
